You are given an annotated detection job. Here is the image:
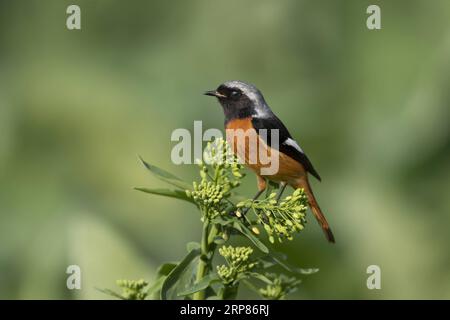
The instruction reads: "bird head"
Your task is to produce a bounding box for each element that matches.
[204,80,270,119]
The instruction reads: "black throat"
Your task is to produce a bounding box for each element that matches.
[223,106,255,125]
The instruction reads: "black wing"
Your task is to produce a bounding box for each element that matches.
[252,116,321,181]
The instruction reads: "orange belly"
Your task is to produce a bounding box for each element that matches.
[225,118,306,184]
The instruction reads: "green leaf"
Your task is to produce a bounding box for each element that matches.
[219,284,239,300]
[138,157,192,190]
[233,221,269,253]
[213,236,226,245]
[134,187,195,204]
[259,253,319,275]
[211,216,234,226]
[156,262,178,277]
[177,274,220,296]
[248,272,273,284]
[160,248,200,300]
[186,242,200,252]
[144,262,179,300]
[259,255,285,269]
[204,286,217,300]
[242,279,261,294]
[147,276,166,299]
[96,287,125,300]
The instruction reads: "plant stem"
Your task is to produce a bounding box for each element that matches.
[193,220,219,300]
[221,284,239,300]
[193,220,210,300]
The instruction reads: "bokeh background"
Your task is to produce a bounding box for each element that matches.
[0,0,449,299]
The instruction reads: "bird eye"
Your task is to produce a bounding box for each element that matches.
[230,90,241,98]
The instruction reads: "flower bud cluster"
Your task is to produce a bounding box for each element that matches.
[187,139,244,220]
[258,273,300,300]
[217,246,257,285]
[116,279,148,300]
[237,188,308,243]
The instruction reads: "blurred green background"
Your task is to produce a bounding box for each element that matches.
[0,0,449,299]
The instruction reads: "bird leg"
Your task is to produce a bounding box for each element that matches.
[276,182,288,203]
[240,189,264,216]
[238,175,266,216]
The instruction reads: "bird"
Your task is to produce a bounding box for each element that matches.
[204,80,335,243]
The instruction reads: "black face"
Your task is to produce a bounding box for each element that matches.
[216,85,242,101]
[205,85,254,121]
[204,81,268,122]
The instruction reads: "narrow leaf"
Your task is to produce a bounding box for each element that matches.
[160,248,200,300]
[96,288,125,300]
[157,262,178,277]
[138,157,192,190]
[147,276,166,299]
[135,187,195,204]
[242,279,260,294]
[259,253,319,275]
[248,272,273,284]
[213,236,226,245]
[177,274,219,296]
[270,253,319,275]
[186,242,200,252]
[259,255,291,272]
[233,221,269,253]
[211,216,234,226]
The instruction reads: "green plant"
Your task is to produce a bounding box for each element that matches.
[102,138,318,300]
[98,279,149,300]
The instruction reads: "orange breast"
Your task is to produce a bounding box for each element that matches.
[225,118,306,183]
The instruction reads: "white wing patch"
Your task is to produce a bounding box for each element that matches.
[254,108,269,118]
[283,138,304,153]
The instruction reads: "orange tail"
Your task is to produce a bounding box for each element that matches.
[294,178,335,243]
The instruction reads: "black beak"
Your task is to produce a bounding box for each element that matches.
[204,90,227,98]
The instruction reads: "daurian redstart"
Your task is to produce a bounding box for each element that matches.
[205,80,335,243]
